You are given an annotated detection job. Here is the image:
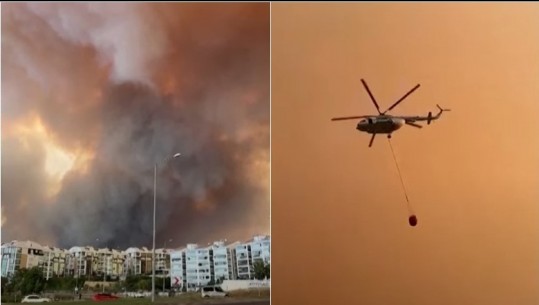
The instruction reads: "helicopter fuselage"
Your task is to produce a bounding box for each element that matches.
[356,116,405,134]
[332,79,448,146]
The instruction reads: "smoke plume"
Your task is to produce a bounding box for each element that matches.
[2,3,270,249]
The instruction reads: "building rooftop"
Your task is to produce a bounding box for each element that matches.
[1,240,45,250]
[2,235,270,254]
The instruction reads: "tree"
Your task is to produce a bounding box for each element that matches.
[160,277,171,290]
[136,278,151,291]
[1,276,9,294]
[9,267,46,295]
[111,282,121,293]
[264,264,270,279]
[253,261,270,280]
[47,275,80,291]
[125,275,151,291]
[216,277,225,284]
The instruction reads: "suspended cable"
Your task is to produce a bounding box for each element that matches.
[387,138,417,227]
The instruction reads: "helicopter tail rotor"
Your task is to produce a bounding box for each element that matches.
[436,104,451,112]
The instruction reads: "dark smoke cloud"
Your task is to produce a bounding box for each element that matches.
[2,3,270,249]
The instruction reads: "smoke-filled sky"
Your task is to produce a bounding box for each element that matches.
[272,3,539,305]
[2,2,269,249]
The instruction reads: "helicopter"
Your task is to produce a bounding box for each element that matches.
[331,79,450,147]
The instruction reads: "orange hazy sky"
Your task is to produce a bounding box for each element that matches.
[272,3,539,305]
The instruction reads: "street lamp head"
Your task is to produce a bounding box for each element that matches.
[173,153,181,158]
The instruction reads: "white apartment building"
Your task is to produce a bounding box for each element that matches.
[250,235,271,265]
[155,248,170,277]
[94,248,126,277]
[227,241,240,280]
[124,247,152,275]
[1,241,46,277]
[67,246,95,277]
[234,242,251,280]
[42,246,68,279]
[234,235,271,280]
[109,249,125,278]
[209,241,235,282]
[169,248,186,290]
[184,244,212,291]
[169,240,248,291]
[0,235,271,283]
[169,244,216,291]
[93,248,109,276]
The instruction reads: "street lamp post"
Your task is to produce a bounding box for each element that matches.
[152,153,181,302]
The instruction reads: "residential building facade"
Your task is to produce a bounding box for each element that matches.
[169,248,186,290]
[67,246,94,277]
[209,241,234,282]
[234,242,252,279]
[184,244,211,291]
[250,235,271,265]
[1,241,46,278]
[42,246,68,279]
[234,235,271,280]
[0,235,271,285]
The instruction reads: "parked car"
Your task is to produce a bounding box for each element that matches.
[133,291,147,298]
[126,291,148,298]
[21,295,51,303]
[92,293,120,301]
[201,286,228,298]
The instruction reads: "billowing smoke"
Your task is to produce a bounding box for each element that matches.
[1,3,270,249]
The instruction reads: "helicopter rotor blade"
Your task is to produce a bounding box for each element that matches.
[383,84,421,114]
[361,79,382,115]
[331,115,370,121]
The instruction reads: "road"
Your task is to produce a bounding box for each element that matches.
[162,300,269,305]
